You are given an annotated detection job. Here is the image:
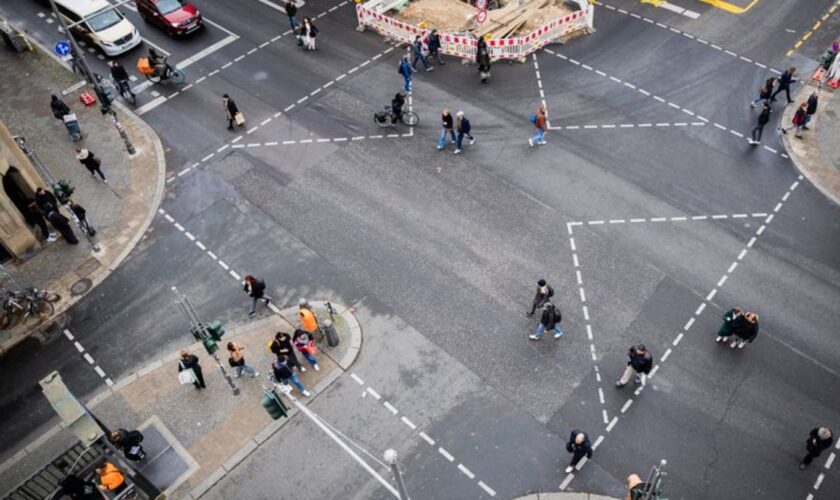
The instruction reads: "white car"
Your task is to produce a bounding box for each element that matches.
[53,0,142,56]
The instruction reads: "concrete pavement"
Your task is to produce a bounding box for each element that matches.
[0,46,165,355]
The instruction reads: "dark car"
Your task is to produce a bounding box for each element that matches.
[136,0,202,36]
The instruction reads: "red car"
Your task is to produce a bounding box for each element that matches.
[136,0,202,37]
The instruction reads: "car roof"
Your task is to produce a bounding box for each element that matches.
[54,0,117,18]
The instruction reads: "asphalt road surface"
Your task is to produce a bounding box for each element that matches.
[2,0,840,498]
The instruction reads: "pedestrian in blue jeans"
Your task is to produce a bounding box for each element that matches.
[412,35,433,72]
[454,111,474,154]
[529,105,547,146]
[272,355,310,397]
[293,329,320,371]
[398,56,413,94]
[530,302,563,340]
[438,109,456,150]
[285,0,299,31]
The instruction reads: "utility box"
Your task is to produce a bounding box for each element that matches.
[40,371,103,447]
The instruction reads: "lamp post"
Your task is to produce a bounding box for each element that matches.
[384,449,409,500]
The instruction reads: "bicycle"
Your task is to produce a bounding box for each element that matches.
[114,77,136,105]
[374,106,418,128]
[0,289,56,329]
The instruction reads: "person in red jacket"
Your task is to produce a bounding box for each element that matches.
[782,102,807,138]
[529,105,547,146]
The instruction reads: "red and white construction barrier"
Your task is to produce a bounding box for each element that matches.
[356,0,594,61]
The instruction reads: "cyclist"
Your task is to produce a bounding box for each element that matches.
[148,47,167,78]
[109,60,132,96]
[391,93,405,123]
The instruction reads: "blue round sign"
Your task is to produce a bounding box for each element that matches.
[54,41,71,57]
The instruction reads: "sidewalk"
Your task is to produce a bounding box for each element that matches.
[0,302,362,499]
[0,45,165,354]
[781,79,840,206]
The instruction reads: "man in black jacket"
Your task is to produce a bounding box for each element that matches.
[527,279,554,316]
[428,29,444,65]
[565,430,593,473]
[748,101,771,145]
[771,67,797,104]
[285,0,299,31]
[616,344,653,388]
[179,350,206,389]
[801,427,833,469]
[803,90,819,129]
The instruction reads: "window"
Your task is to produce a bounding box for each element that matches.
[156,0,186,15]
[86,7,124,32]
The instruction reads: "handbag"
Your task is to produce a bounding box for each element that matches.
[234,112,245,126]
[178,361,196,385]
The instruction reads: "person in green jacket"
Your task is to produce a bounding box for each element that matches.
[715,307,745,343]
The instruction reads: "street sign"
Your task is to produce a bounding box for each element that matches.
[54,40,71,57]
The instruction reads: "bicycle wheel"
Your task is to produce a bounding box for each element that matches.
[0,309,24,330]
[42,290,62,303]
[170,68,186,84]
[31,300,54,319]
[402,111,419,126]
[374,114,391,128]
[121,86,137,105]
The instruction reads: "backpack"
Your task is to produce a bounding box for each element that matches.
[254,279,266,293]
[529,114,537,124]
[547,285,554,298]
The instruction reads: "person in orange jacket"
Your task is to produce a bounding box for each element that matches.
[299,300,319,337]
[96,461,126,494]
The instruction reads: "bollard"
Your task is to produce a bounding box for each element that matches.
[322,318,339,347]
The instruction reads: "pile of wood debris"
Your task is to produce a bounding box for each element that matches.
[392,0,575,39]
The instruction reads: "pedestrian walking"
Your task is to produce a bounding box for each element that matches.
[178,349,206,389]
[477,38,491,84]
[529,105,547,146]
[271,354,311,396]
[412,35,432,72]
[771,67,797,104]
[800,427,834,469]
[803,90,819,129]
[285,0,299,31]
[67,200,95,237]
[50,94,71,119]
[57,474,98,499]
[529,302,563,340]
[269,330,305,372]
[527,279,554,315]
[428,29,444,65]
[293,328,320,371]
[298,300,320,339]
[44,204,79,244]
[75,148,107,183]
[109,428,145,462]
[730,312,759,349]
[454,111,474,154]
[748,102,772,145]
[782,102,807,138]
[243,274,272,317]
[714,307,745,343]
[223,94,243,130]
[565,430,593,473]
[437,108,456,150]
[616,344,653,388]
[27,200,56,242]
[750,77,776,108]
[96,462,127,494]
[301,17,318,50]
[398,55,413,94]
[227,341,260,378]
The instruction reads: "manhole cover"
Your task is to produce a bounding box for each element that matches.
[70,278,92,296]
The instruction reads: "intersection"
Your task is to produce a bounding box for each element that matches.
[1,0,840,498]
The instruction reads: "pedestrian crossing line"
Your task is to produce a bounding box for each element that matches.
[164,45,401,185]
[355,374,497,496]
[560,179,803,491]
[131,0,352,112]
[594,1,780,74]
[542,48,790,159]
[547,122,706,131]
[64,329,114,387]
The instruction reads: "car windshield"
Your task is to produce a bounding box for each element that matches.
[86,8,123,32]
[156,0,186,15]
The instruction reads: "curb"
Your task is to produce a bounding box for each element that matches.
[0,26,168,356]
[0,303,362,493]
[780,82,840,207]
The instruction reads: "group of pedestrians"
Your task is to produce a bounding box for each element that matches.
[285,0,318,50]
[748,66,820,143]
[437,109,474,154]
[29,186,94,246]
[714,307,759,349]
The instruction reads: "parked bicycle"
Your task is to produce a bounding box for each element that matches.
[0,287,61,330]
